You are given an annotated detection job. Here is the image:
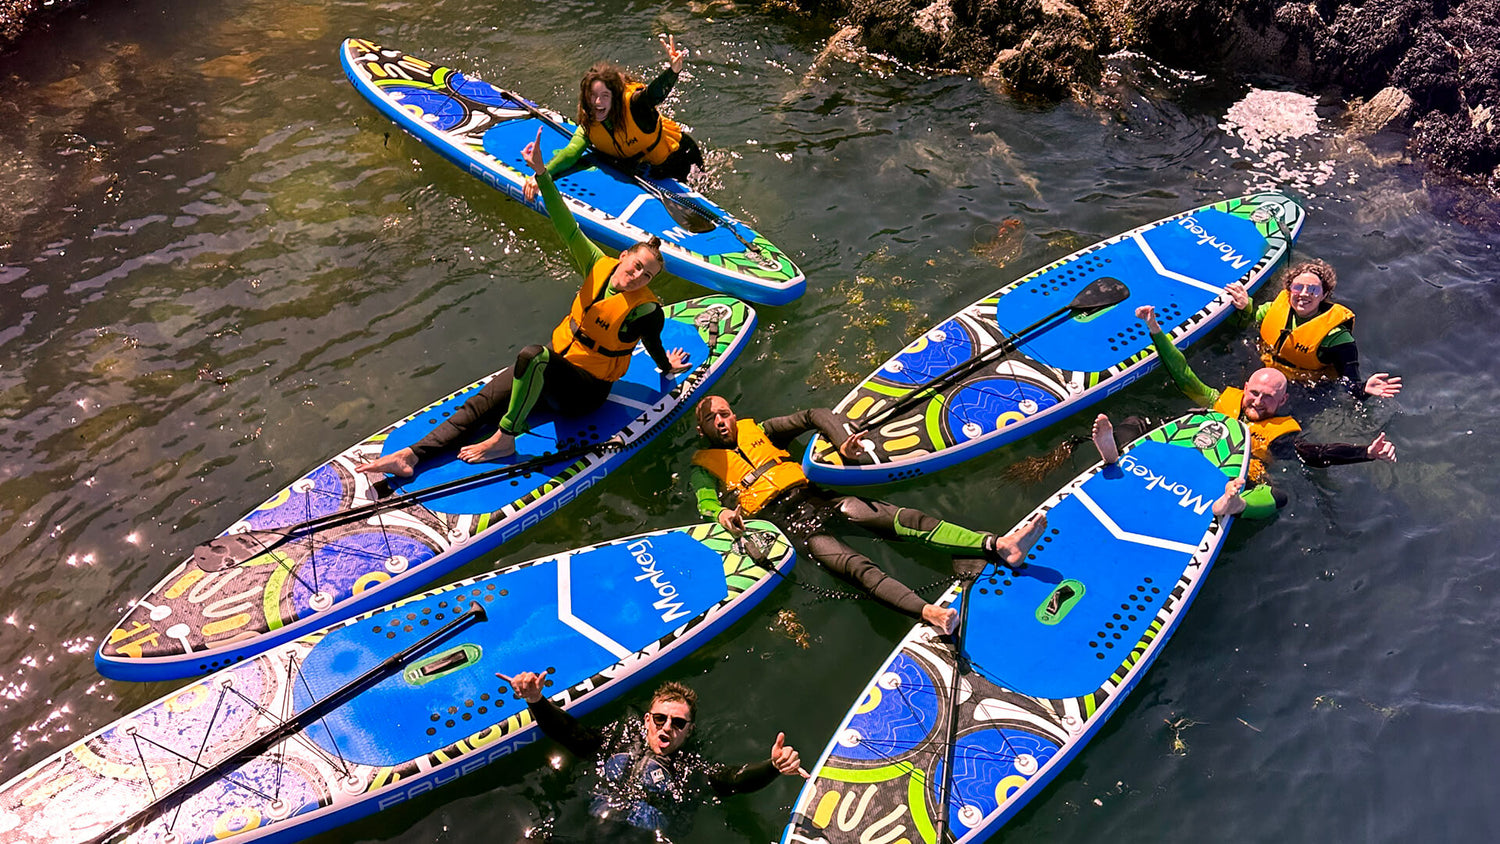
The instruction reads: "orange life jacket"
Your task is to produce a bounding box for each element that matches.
[1258,290,1355,378]
[585,82,683,166]
[548,257,659,382]
[691,419,808,515]
[1213,387,1302,483]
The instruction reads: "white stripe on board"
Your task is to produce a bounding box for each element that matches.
[618,194,651,225]
[1072,488,1201,555]
[1131,232,1226,295]
[557,552,632,659]
[606,393,656,412]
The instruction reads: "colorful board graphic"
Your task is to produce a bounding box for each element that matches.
[97,297,755,682]
[4,522,795,844]
[804,193,1302,485]
[340,38,806,305]
[784,412,1250,844]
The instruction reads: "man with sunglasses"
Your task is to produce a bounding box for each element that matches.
[499,671,802,840]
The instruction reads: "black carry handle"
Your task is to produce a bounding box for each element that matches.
[88,601,489,844]
[851,276,1130,437]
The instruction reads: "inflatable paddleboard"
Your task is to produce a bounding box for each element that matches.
[803,192,1302,484]
[784,412,1249,844]
[4,522,795,844]
[340,38,806,306]
[97,296,755,682]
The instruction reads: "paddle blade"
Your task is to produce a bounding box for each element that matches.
[656,190,717,233]
[1068,276,1130,313]
[194,530,285,571]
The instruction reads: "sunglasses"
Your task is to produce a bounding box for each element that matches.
[648,712,691,731]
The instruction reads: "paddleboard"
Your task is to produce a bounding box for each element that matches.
[3,522,795,844]
[340,38,806,306]
[784,411,1250,844]
[97,296,755,682]
[803,192,1303,484]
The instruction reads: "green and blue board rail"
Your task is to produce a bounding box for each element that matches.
[96,297,756,682]
[786,412,1250,843]
[804,193,1303,485]
[8,522,795,844]
[340,38,806,306]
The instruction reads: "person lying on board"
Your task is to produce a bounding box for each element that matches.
[498,672,800,841]
[356,132,690,479]
[522,34,704,203]
[689,396,1045,632]
[1121,304,1397,519]
[1225,259,1402,400]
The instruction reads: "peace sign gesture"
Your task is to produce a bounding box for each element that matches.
[659,34,688,73]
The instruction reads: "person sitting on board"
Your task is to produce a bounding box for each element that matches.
[1224,259,1401,400]
[1112,304,1398,519]
[689,396,1046,633]
[497,672,801,841]
[522,34,704,204]
[355,131,690,479]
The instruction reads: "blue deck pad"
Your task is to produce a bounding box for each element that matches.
[292,535,728,767]
[933,726,1062,838]
[378,317,707,515]
[993,208,1270,375]
[481,120,743,257]
[963,440,1229,700]
[877,318,976,387]
[944,376,1061,443]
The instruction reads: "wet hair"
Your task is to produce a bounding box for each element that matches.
[650,680,697,721]
[621,236,664,272]
[578,61,636,128]
[1280,259,1338,298]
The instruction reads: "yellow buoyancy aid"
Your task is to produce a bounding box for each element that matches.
[1213,387,1303,483]
[585,82,683,166]
[691,419,809,515]
[1258,290,1355,377]
[549,257,660,382]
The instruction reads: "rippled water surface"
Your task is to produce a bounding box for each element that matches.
[3,0,1498,842]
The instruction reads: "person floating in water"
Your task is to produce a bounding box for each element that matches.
[1088,305,1398,519]
[355,131,690,479]
[523,34,704,204]
[1225,259,1402,400]
[688,396,1045,632]
[498,672,801,842]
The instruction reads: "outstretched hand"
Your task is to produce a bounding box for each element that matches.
[1134,304,1160,334]
[770,732,804,777]
[659,34,688,73]
[1367,432,1397,463]
[1226,281,1251,310]
[718,507,746,536]
[522,127,546,176]
[497,671,546,703]
[1364,372,1402,399]
[664,347,692,375]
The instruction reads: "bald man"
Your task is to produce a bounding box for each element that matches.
[1108,305,1396,519]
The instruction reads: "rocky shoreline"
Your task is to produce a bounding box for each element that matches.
[769,0,1500,220]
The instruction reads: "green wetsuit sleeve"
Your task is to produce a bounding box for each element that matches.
[690,465,725,518]
[1238,483,1282,520]
[542,126,590,178]
[537,166,606,277]
[1151,330,1220,407]
[1227,300,1265,330]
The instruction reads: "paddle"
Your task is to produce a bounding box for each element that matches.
[87,601,489,844]
[849,276,1131,437]
[932,567,981,843]
[194,437,623,572]
[497,88,778,264]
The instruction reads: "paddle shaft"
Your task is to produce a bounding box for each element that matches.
[88,602,489,844]
[933,572,980,842]
[204,438,616,560]
[499,88,767,254]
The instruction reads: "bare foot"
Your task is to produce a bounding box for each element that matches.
[1212,478,1247,518]
[922,604,958,634]
[354,447,418,479]
[458,431,515,462]
[1091,413,1119,465]
[990,513,1046,565]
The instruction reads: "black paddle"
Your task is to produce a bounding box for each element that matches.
[87,601,489,844]
[932,567,981,844]
[850,276,1131,437]
[194,437,623,572]
[497,88,777,263]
